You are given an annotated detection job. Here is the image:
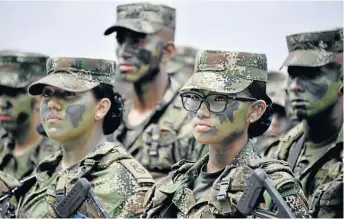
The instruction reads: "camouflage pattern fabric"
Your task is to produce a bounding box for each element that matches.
[181,50,271,104]
[0,50,48,88]
[28,57,116,95]
[142,141,310,218]
[108,78,207,181]
[16,141,154,218]
[0,170,21,208]
[274,125,343,218]
[0,133,60,180]
[281,27,343,68]
[167,45,199,85]
[104,3,176,36]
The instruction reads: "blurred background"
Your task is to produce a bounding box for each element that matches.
[0,0,342,71]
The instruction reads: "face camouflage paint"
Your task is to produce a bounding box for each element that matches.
[187,90,253,145]
[116,30,164,82]
[40,86,97,142]
[287,65,341,119]
[0,86,35,132]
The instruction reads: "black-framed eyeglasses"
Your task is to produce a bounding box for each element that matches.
[180,91,257,113]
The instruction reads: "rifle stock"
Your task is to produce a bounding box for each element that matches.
[237,168,295,218]
[54,178,110,218]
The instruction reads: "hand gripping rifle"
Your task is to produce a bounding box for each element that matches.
[0,175,36,218]
[237,168,295,218]
[54,178,110,218]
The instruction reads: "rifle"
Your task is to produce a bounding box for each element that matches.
[237,168,295,218]
[0,175,36,218]
[54,178,110,218]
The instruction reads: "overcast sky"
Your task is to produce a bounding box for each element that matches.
[0,0,342,70]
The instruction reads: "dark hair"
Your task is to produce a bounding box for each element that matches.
[245,81,273,138]
[92,84,124,135]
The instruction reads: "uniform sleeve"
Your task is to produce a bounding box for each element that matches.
[310,173,343,218]
[93,163,152,218]
[267,168,311,218]
[283,194,311,218]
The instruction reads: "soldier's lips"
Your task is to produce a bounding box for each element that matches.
[291,99,308,109]
[119,64,136,73]
[46,114,62,122]
[194,121,212,132]
[0,114,12,121]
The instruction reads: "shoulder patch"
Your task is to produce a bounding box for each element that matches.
[119,158,155,185]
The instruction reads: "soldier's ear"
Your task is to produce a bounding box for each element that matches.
[247,100,266,124]
[162,42,175,62]
[95,98,111,121]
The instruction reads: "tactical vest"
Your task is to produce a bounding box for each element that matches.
[114,78,193,175]
[276,125,343,217]
[142,157,300,218]
[17,141,154,218]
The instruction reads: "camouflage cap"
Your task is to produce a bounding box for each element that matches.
[0,50,48,88]
[281,27,343,68]
[104,2,176,36]
[267,71,287,107]
[167,45,199,74]
[181,50,269,95]
[28,57,116,95]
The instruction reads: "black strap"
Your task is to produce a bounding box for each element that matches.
[287,135,305,171]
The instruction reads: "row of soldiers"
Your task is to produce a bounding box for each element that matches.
[0,2,342,218]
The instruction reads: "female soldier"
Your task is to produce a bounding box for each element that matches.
[142,50,310,218]
[16,57,154,218]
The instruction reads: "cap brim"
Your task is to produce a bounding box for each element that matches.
[28,72,100,95]
[181,72,253,94]
[181,72,272,105]
[280,50,335,69]
[104,19,161,35]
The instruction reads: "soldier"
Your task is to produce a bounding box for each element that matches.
[0,50,60,180]
[16,57,154,218]
[142,50,310,218]
[104,3,205,180]
[167,45,199,85]
[255,71,292,156]
[274,27,343,218]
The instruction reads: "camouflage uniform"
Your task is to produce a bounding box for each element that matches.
[274,28,343,218]
[255,71,292,156]
[104,3,206,180]
[0,50,60,180]
[16,57,154,218]
[142,50,310,218]
[167,45,199,86]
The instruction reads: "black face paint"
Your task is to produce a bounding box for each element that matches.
[222,130,244,145]
[16,112,29,125]
[217,102,239,124]
[65,104,86,128]
[30,98,37,110]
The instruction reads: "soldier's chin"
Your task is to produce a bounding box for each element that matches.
[295,109,308,120]
[45,129,68,142]
[120,71,141,83]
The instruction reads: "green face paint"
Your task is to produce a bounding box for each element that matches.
[40,86,97,142]
[287,65,341,119]
[188,89,251,145]
[115,29,164,82]
[0,86,35,132]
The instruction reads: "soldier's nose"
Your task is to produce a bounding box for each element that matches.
[289,77,304,93]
